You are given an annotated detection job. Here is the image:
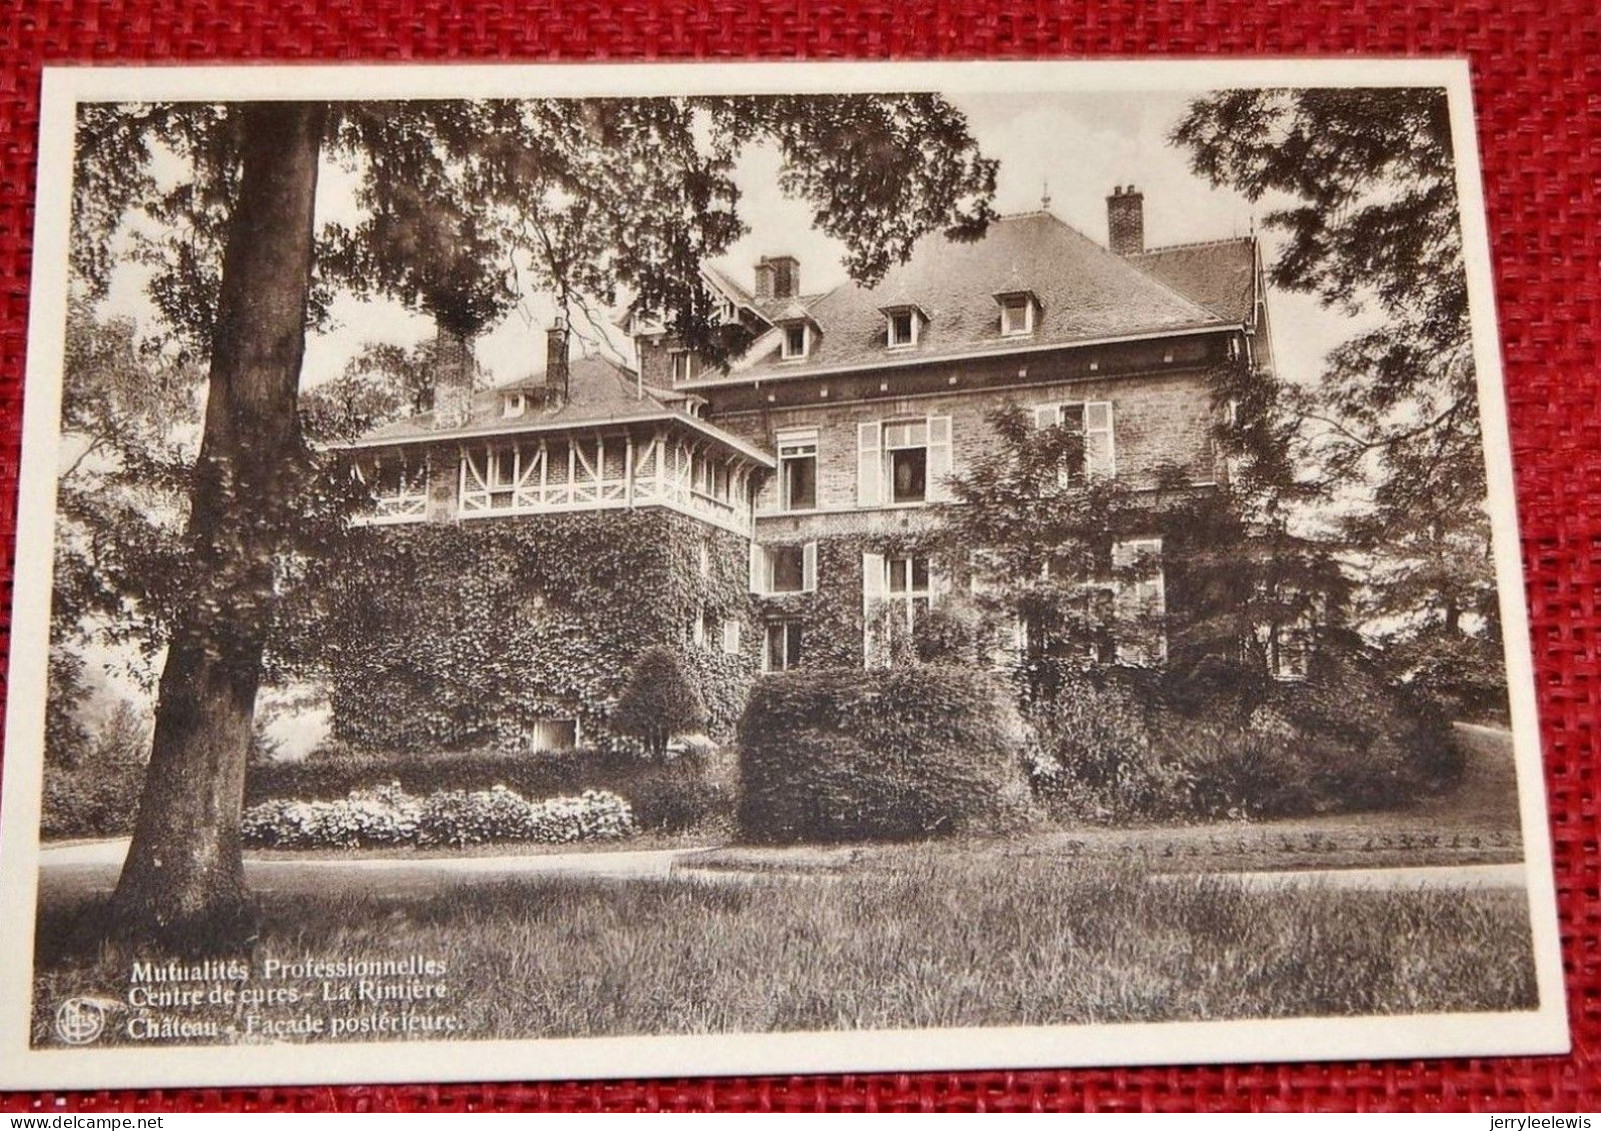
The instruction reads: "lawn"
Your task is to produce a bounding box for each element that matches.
[32,849,1537,1047]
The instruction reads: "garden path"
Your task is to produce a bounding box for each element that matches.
[36,841,702,900]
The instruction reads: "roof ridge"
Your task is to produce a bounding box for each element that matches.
[487,352,638,393]
[703,263,755,303]
[993,208,1063,223]
[1134,235,1256,256]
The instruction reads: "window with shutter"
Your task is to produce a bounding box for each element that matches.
[1037,400,1116,482]
[857,422,883,506]
[777,430,818,511]
[926,415,953,501]
[1113,537,1166,667]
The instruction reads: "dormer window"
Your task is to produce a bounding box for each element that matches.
[780,321,811,361]
[996,291,1039,337]
[502,391,528,418]
[881,304,925,350]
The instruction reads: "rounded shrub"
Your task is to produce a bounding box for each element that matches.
[613,646,710,759]
[736,666,1037,844]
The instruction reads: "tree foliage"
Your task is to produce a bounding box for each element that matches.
[298,337,477,445]
[1174,88,1501,708]
[53,301,202,667]
[65,92,998,942]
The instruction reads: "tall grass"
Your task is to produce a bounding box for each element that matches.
[33,854,1537,1045]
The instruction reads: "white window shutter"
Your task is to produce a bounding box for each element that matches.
[861,551,886,668]
[1034,404,1060,430]
[722,619,741,654]
[1088,401,1115,478]
[862,551,886,600]
[926,415,953,501]
[749,542,766,594]
[857,421,883,507]
[802,541,818,593]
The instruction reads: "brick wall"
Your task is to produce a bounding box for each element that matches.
[636,335,674,388]
[716,366,1221,518]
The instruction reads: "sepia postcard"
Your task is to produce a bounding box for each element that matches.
[0,58,1568,1090]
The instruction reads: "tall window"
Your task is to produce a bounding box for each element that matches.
[1113,537,1167,667]
[690,607,716,649]
[886,555,933,632]
[1036,401,1115,481]
[857,417,952,507]
[886,420,929,503]
[777,430,817,511]
[764,621,802,672]
[863,552,936,667]
[670,350,700,384]
[770,546,806,592]
[1269,618,1312,681]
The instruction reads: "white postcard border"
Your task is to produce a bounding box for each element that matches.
[0,57,1569,1091]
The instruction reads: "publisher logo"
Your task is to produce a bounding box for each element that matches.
[54,997,106,1045]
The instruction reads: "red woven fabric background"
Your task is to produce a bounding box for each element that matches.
[0,0,1596,1114]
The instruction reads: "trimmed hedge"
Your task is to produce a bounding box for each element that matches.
[246,745,731,834]
[737,667,1037,844]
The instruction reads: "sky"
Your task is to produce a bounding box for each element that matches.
[100,90,1360,396]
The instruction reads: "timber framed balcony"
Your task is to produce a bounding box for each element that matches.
[456,426,763,536]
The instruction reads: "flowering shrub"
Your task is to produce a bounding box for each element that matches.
[242,784,634,849]
[247,746,731,833]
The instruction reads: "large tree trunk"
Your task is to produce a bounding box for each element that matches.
[110,102,325,948]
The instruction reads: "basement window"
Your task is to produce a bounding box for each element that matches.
[530,718,578,752]
[764,621,803,672]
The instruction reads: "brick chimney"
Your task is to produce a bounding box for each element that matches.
[432,321,474,429]
[1107,185,1145,256]
[755,255,800,300]
[545,320,570,406]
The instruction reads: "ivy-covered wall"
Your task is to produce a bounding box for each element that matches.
[756,530,954,672]
[316,509,758,752]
